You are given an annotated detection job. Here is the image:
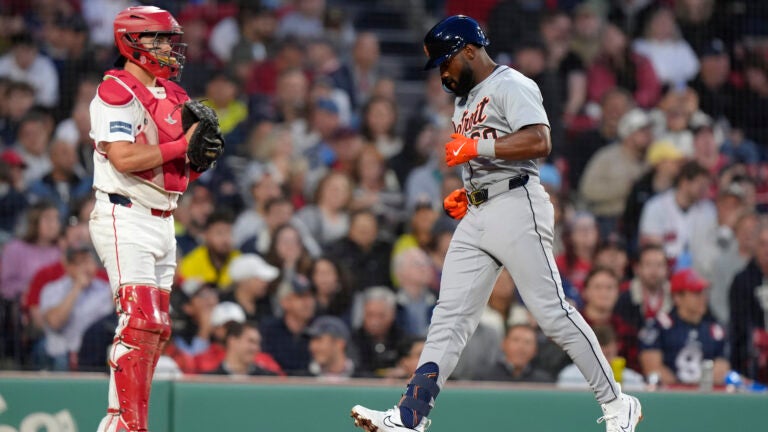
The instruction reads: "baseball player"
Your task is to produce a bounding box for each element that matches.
[88,6,223,432]
[351,15,643,432]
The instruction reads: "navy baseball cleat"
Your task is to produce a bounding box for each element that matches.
[597,393,643,432]
[351,405,431,432]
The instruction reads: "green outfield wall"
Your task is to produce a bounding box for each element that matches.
[0,374,764,432]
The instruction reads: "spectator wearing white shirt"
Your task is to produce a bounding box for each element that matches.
[39,244,112,371]
[639,161,716,269]
[0,33,59,108]
[633,7,700,87]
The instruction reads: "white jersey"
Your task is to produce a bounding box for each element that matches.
[89,77,182,211]
[451,65,550,191]
[639,189,717,259]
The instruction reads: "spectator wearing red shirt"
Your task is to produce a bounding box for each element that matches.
[206,321,278,377]
[193,301,283,375]
[23,216,108,331]
[587,22,661,109]
[556,212,599,293]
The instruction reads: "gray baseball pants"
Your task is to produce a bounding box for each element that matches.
[419,178,621,404]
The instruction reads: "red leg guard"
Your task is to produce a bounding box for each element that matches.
[148,290,171,402]
[104,285,171,432]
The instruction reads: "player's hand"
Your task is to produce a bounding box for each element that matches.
[184,121,199,145]
[445,133,478,166]
[443,187,468,220]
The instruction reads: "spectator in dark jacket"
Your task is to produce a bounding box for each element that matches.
[730,222,768,380]
[27,139,91,223]
[476,324,553,382]
[305,315,362,379]
[327,210,391,292]
[688,39,738,125]
[220,254,279,325]
[260,275,316,374]
[351,286,406,377]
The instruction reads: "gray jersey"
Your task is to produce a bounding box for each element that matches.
[451,66,550,191]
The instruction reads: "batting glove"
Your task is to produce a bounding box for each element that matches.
[443,187,468,220]
[445,133,478,166]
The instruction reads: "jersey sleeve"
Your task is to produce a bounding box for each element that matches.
[502,76,550,133]
[89,91,140,152]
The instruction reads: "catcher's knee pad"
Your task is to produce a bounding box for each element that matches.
[108,285,171,431]
[399,362,441,426]
[116,284,171,335]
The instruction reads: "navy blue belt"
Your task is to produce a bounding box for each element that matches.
[108,193,173,218]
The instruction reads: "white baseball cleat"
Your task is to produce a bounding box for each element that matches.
[351,405,431,432]
[597,393,643,432]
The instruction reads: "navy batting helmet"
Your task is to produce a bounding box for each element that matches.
[423,15,489,70]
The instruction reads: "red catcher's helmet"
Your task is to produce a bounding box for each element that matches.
[113,6,186,80]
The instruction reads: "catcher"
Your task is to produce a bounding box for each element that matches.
[87,6,223,432]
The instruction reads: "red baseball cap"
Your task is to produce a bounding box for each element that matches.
[670,269,709,294]
[0,149,26,168]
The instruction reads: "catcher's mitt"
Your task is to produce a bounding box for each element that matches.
[182,100,224,173]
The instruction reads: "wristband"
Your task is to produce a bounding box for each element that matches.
[477,138,496,158]
[159,137,187,163]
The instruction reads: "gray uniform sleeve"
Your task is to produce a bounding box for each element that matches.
[502,77,550,133]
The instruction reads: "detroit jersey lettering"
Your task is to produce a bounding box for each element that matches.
[451,65,550,190]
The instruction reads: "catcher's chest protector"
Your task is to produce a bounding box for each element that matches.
[103,69,191,193]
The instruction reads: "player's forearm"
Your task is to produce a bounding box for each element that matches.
[491,124,551,161]
[104,138,187,173]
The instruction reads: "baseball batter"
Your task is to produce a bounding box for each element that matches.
[351,15,643,432]
[88,6,222,432]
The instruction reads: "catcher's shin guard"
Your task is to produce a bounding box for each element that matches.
[101,285,171,432]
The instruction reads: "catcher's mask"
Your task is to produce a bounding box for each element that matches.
[113,6,186,80]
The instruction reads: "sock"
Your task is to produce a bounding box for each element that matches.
[399,362,439,427]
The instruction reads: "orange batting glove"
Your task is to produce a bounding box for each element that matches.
[443,187,468,220]
[445,133,478,166]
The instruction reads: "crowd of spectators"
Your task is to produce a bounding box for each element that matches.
[1,0,768,389]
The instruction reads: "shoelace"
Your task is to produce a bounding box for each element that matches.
[596,413,619,432]
[422,418,432,431]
